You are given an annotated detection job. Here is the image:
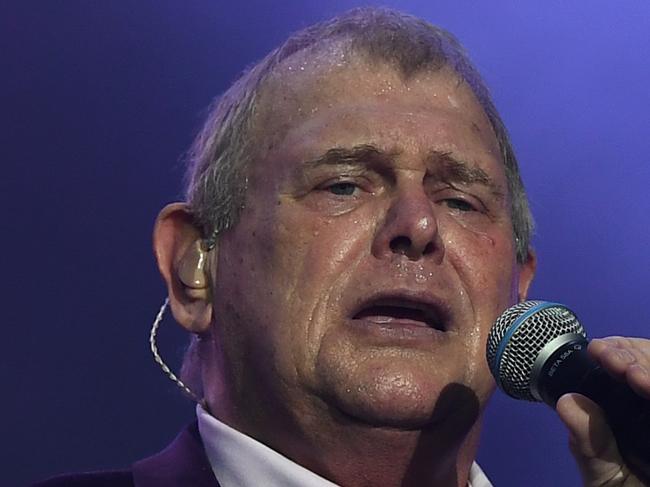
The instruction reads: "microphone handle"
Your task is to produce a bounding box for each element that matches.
[537,339,650,482]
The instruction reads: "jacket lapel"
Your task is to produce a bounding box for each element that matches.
[132,422,219,487]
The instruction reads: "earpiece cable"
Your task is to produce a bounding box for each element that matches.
[149,297,204,405]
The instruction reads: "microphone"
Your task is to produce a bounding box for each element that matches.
[486,300,650,481]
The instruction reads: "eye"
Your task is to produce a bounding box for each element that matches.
[443,198,476,212]
[324,181,359,196]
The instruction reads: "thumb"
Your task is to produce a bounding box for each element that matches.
[556,393,627,486]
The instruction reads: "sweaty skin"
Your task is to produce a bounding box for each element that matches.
[199,52,535,487]
[154,45,650,487]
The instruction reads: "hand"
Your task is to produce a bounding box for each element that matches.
[556,337,650,486]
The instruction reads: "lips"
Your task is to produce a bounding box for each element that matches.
[351,295,448,332]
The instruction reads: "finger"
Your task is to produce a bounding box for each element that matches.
[627,363,650,400]
[589,338,650,400]
[589,339,637,380]
[556,393,626,486]
[590,337,650,363]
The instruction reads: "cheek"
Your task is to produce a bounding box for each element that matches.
[441,219,518,378]
[214,198,289,345]
[273,207,378,362]
[442,217,518,302]
[219,201,375,358]
[272,199,376,277]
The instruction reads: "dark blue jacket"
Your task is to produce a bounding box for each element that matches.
[32,423,219,487]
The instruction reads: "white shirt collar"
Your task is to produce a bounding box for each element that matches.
[197,405,337,487]
[196,405,492,487]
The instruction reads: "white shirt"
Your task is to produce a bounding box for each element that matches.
[197,405,492,487]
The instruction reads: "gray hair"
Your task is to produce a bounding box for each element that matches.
[180,7,534,396]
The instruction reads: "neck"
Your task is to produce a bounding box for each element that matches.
[285,419,482,487]
[205,389,483,487]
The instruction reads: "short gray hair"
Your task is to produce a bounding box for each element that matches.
[180,7,534,396]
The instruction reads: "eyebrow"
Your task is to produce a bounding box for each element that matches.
[301,144,396,169]
[298,144,504,199]
[426,150,505,199]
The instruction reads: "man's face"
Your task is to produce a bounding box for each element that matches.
[211,56,533,430]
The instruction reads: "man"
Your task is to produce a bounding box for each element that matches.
[36,7,650,487]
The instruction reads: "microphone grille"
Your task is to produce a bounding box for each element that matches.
[486,301,586,401]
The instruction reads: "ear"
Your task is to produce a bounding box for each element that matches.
[517,247,537,302]
[153,202,217,334]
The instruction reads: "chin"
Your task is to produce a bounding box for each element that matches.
[315,338,484,431]
[345,389,482,441]
[319,364,485,435]
[344,404,438,430]
[324,370,444,427]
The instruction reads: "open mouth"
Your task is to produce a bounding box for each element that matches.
[352,298,447,332]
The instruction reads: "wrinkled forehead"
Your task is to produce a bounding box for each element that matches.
[252,42,497,158]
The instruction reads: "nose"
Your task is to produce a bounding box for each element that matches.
[371,187,444,262]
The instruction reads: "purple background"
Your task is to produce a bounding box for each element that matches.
[4,1,650,486]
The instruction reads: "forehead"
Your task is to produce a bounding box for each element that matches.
[253,47,500,172]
